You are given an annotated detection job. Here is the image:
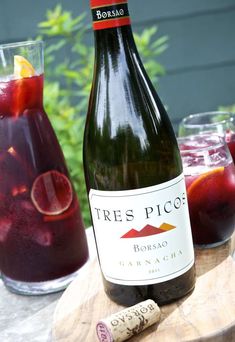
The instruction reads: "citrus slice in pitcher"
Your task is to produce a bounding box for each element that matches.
[14,55,35,78]
[187,167,224,206]
[12,55,41,116]
[31,170,73,215]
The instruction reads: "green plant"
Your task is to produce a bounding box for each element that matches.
[36,5,168,227]
[218,104,235,113]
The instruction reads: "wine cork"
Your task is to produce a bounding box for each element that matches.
[96,299,161,342]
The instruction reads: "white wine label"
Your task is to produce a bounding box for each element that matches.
[89,174,194,286]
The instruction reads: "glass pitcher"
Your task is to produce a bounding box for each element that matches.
[0,40,89,294]
[178,111,235,163]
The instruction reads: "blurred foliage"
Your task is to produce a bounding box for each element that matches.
[218,104,235,114]
[36,5,168,227]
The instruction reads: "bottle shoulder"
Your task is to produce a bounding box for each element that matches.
[88,31,173,135]
[86,57,177,157]
[84,28,182,190]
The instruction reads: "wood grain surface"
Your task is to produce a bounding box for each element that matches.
[52,233,235,342]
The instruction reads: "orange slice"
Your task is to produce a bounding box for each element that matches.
[14,55,35,78]
[187,167,224,198]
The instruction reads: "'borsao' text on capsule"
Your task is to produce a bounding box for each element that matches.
[96,9,125,20]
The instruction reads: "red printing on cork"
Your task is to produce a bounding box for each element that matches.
[93,17,131,30]
[96,322,113,342]
[91,0,127,8]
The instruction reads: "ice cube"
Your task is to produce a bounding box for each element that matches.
[33,229,53,247]
[0,218,12,242]
[12,185,28,197]
[7,146,17,157]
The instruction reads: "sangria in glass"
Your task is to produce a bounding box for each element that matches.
[178,134,235,247]
[178,111,235,163]
[0,41,89,294]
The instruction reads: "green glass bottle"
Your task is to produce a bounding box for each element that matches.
[83,0,195,306]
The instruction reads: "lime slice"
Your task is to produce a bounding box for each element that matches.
[31,170,73,216]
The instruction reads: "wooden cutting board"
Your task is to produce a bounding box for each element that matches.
[52,234,235,342]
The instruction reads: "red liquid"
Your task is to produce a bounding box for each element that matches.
[0,75,88,282]
[226,131,235,163]
[185,163,235,245]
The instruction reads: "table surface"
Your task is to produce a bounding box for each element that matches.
[0,229,234,342]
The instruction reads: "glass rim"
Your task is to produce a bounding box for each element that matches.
[0,40,43,51]
[181,111,235,129]
[177,134,226,153]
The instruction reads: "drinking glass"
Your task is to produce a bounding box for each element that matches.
[178,134,235,248]
[0,41,89,294]
[178,111,235,163]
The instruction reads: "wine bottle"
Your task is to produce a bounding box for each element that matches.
[83,0,195,306]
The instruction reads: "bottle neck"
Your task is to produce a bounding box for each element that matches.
[90,0,142,69]
[94,24,138,62]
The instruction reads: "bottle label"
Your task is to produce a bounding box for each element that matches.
[89,174,195,286]
[90,0,131,30]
